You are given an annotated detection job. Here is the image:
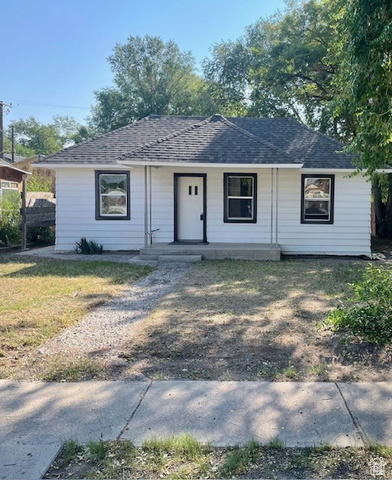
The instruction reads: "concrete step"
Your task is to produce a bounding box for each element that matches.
[140,243,281,261]
[158,254,202,263]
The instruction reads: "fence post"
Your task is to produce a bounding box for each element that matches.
[21,176,27,251]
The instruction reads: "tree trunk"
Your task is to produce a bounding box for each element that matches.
[373,177,384,236]
[385,174,392,238]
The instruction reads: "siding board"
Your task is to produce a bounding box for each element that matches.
[54,167,371,256]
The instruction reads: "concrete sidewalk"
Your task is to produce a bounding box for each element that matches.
[0,380,391,479]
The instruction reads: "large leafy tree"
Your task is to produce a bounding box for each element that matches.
[203,0,354,141]
[338,0,392,235]
[338,0,391,172]
[5,116,87,156]
[91,35,215,133]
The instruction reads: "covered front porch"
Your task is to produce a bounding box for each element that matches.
[140,242,281,261]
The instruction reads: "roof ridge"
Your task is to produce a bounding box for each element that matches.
[119,113,304,163]
[219,115,302,164]
[118,115,213,159]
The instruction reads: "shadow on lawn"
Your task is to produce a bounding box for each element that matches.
[88,258,391,382]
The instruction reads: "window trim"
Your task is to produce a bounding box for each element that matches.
[95,170,130,221]
[224,173,257,223]
[301,174,335,225]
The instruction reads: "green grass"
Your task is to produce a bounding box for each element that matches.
[45,436,392,479]
[60,439,83,463]
[220,439,260,478]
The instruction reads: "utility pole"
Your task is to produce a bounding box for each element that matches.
[0,100,12,159]
[11,126,15,162]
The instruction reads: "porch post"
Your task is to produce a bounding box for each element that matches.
[148,166,152,237]
[144,166,148,248]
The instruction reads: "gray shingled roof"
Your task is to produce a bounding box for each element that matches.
[119,115,301,165]
[37,114,356,169]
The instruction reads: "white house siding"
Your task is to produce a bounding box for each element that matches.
[55,167,145,251]
[150,167,371,256]
[150,167,273,244]
[277,170,371,256]
[55,166,371,257]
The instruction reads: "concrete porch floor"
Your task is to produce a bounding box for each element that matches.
[140,242,281,261]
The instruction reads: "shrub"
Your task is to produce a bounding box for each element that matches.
[326,264,392,345]
[75,237,103,254]
[27,174,54,193]
[0,191,21,246]
[27,225,55,246]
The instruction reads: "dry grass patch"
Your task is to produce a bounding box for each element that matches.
[118,259,392,382]
[0,255,151,378]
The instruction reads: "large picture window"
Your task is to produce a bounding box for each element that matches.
[224,173,257,223]
[95,171,130,220]
[301,174,334,224]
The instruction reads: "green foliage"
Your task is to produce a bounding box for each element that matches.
[220,439,260,478]
[27,226,55,246]
[203,1,354,141]
[0,191,21,246]
[5,115,89,156]
[326,264,392,345]
[90,35,215,133]
[61,439,83,463]
[338,0,392,172]
[87,437,108,461]
[267,437,285,450]
[74,237,103,255]
[26,174,53,192]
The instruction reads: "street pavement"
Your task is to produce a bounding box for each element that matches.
[0,380,391,479]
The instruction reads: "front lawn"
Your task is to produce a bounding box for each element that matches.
[0,255,151,378]
[118,259,392,382]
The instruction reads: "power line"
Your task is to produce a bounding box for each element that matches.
[3,98,90,110]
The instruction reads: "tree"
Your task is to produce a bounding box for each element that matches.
[5,116,87,156]
[202,40,251,116]
[90,35,215,133]
[203,0,355,141]
[338,0,391,172]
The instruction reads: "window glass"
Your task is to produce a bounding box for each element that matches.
[302,176,334,223]
[224,174,257,223]
[227,177,253,197]
[96,172,130,220]
[228,198,253,218]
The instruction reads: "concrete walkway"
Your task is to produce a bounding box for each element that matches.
[0,380,391,480]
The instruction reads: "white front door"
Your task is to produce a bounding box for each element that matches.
[177,176,204,241]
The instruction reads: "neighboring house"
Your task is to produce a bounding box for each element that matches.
[35,114,371,258]
[0,158,29,197]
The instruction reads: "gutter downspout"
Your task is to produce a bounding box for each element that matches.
[275,168,279,245]
[149,166,152,241]
[270,168,274,244]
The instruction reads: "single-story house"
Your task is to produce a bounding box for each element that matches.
[35,114,371,259]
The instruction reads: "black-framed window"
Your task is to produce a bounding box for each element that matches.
[224,173,257,223]
[301,174,334,224]
[95,171,130,220]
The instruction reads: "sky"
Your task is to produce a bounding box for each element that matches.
[1,0,285,128]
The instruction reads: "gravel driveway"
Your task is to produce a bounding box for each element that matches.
[38,263,190,366]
